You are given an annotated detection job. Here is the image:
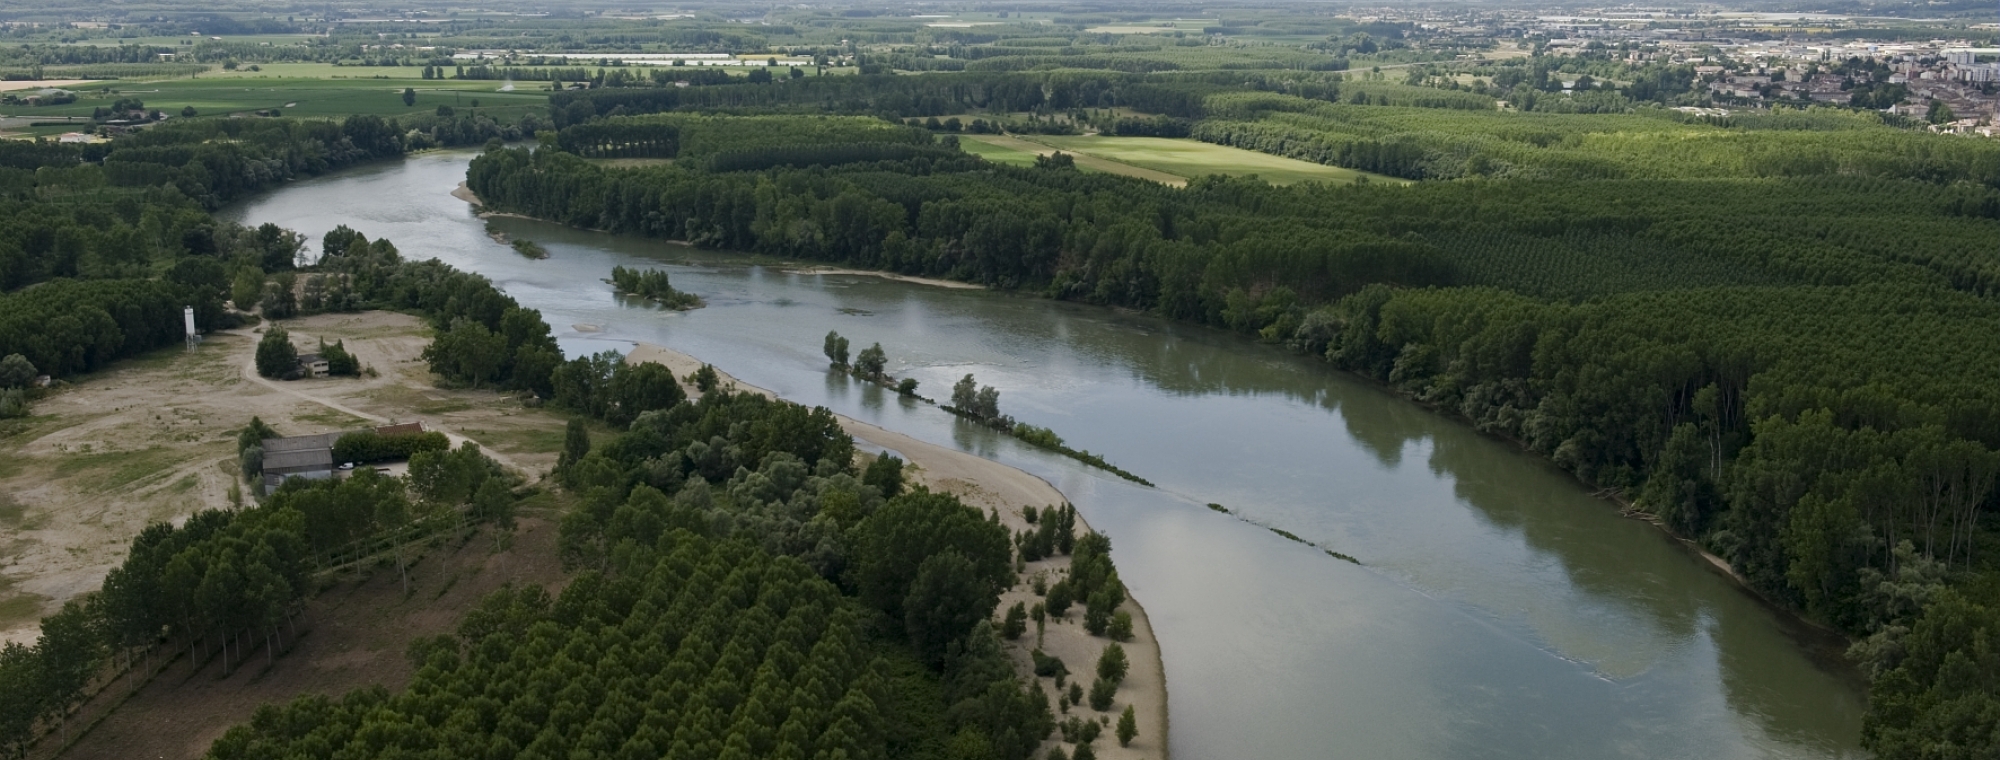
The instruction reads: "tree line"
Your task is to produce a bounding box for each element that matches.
[471,104,2000,756]
[210,380,1062,758]
[610,265,703,310]
[0,431,518,757]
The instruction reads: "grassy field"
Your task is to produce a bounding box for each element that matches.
[1030,135,1405,185]
[957,136,1040,167]
[25,73,551,121]
[960,133,1188,186]
[67,34,323,47]
[1083,19,1214,33]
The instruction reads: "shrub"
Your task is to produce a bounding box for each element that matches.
[1032,649,1067,678]
[1088,677,1116,711]
[1096,642,1127,685]
[333,430,450,465]
[0,353,34,388]
[1046,579,1073,617]
[863,454,904,497]
[321,340,360,376]
[689,364,719,392]
[0,388,27,419]
[1003,601,1028,639]
[255,326,297,378]
[1107,610,1133,641]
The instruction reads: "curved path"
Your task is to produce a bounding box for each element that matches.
[233,331,532,479]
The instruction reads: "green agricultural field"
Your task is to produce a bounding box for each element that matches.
[1028,135,1402,185]
[1083,19,1214,33]
[68,34,321,47]
[33,76,551,120]
[960,133,1187,185]
[956,136,1040,167]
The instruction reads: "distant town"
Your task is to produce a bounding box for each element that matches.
[1370,7,1999,132]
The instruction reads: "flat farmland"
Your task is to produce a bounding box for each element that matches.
[39,74,551,120]
[956,135,1041,167]
[961,133,1188,186]
[1030,135,1405,185]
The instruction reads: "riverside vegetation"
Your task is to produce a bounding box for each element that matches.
[610,265,705,310]
[820,330,1151,486]
[0,100,1093,755]
[3,3,1998,756]
[462,56,2000,757]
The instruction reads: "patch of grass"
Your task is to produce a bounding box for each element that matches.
[47,73,551,121]
[0,591,47,628]
[467,425,566,454]
[51,446,193,493]
[294,407,369,429]
[960,134,1186,185]
[1031,135,1403,186]
[958,137,1040,168]
[0,493,25,526]
[416,398,476,415]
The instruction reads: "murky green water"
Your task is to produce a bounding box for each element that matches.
[228,151,1868,760]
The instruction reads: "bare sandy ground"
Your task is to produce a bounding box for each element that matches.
[0,311,566,645]
[627,343,1170,759]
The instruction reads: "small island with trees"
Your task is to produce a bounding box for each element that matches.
[609,265,703,310]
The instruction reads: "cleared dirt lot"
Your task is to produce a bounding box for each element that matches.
[0,311,568,645]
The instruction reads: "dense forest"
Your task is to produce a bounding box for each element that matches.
[465,99,2000,755]
[0,106,576,750]
[212,387,1059,760]
[5,4,2000,753]
[0,112,554,386]
[1,431,520,756]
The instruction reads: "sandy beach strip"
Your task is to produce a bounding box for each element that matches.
[782,265,985,291]
[625,343,1169,759]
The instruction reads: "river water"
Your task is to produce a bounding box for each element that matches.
[228,150,1867,760]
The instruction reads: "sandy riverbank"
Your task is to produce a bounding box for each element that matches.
[625,343,1169,759]
[783,265,985,291]
[453,182,536,222]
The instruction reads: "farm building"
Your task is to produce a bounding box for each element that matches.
[295,353,331,378]
[260,431,343,491]
[260,422,428,490]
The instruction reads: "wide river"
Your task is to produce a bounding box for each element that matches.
[229,150,1867,760]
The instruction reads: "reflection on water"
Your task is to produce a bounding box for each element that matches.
[227,151,1867,760]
